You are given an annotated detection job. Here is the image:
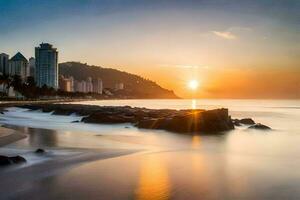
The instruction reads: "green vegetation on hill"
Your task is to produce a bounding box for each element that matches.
[59,62,179,99]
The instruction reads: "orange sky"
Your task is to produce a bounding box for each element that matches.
[2,0,299,98]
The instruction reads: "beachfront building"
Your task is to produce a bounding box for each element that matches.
[59,75,74,92]
[28,57,35,78]
[93,78,103,94]
[86,77,93,93]
[8,52,28,81]
[35,43,58,89]
[0,53,9,76]
[75,80,87,93]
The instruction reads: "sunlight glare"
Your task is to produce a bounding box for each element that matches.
[188,80,199,90]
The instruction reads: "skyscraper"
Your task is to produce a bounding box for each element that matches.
[93,78,103,94]
[35,43,58,88]
[0,53,9,76]
[86,77,93,93]
[8,52,28,81]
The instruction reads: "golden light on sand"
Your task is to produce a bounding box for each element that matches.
[188,80,199,90]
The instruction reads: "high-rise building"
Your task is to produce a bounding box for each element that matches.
[8,52,28,81]
[76,80,87,93]
[28,57,35,78]
[35,43,58,89]
[86,77,93,93]
[0,53,9,76]
[93,78,103,94]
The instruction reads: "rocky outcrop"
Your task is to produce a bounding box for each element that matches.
[35,148,46,154]
[0,155,26,166]
[240,118,255,125]
[19,104,234,134]
[248,123,271,130]
[136,109,234,133]
[233,118,255,125]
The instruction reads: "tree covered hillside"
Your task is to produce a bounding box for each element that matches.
[59,62,178,99]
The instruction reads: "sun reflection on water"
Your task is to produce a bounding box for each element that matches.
[191,135,201,149]
[191,99,197,109]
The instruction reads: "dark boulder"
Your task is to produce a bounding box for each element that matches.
[35,148,46,154]
[0,155,26,166]
[239,118,255,125]
[136,109,234,133]
[0,155,11,166]
[232,119,242,126]
[248,123,271,130]
[71,120,80,123]
[52,109,74,115]
[9,156,27,163]
[81,112,135,124]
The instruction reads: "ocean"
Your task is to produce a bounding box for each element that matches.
[0,99,300,200]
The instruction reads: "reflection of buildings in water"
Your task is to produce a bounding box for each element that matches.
[25,127,59,147]
[135,154,170,200]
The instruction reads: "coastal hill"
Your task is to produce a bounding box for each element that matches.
[59,62,178,99]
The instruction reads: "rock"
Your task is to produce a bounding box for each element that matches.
[0,155,11,166]
[248,123,271,130]
[71,120,80,123]
[239,118,255,125]
[19,104,236,134]
[9,156,27,163]
[232,119,242,126]
[0,155,26,166]
[35,148,46,154]
[81,112,135,124]
[136,109,234,133]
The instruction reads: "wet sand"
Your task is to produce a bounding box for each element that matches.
[0,126,26,147]
[0,125,141,200]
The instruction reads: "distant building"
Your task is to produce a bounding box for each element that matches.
[69,76,74,92]
[28,57,35,78]
[8,52,28,81]
[75,80,87,93]
[115,82,124,90]
[86,77,93,93]
[0,53,9,76]
[59,75,74,92]
[93,78,103,94]
[35,43,58,89]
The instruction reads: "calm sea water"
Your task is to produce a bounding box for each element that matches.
[1,99,300,200]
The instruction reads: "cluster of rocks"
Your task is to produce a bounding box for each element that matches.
[0,155,26,166]
[0,149,46,167]
[20,104,235,134]
[19,103,271,133]
[233,118,271,130]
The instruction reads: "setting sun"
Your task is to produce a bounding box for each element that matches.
[188,80,199,90]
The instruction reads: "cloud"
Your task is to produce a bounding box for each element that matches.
[212,31,237,40]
